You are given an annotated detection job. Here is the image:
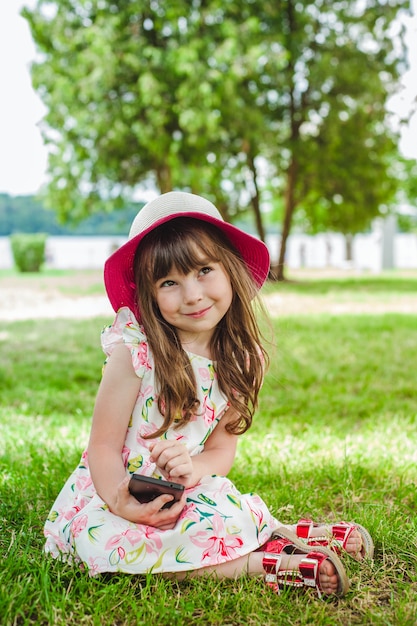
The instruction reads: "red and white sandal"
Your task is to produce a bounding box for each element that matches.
[263,527,349,597]
[294,518,374,560]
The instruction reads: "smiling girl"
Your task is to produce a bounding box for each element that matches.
[44,192,372,596]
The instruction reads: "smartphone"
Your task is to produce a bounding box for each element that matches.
[128,474,185,509]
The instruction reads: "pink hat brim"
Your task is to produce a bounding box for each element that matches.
[104,211,270,315]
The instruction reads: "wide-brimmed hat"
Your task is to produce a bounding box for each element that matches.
[104,191,270,314]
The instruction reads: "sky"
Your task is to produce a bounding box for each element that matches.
[0,2,416,197]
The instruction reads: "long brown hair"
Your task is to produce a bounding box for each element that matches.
[133,217,269,438]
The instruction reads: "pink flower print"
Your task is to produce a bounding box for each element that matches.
[102,319,124,350]
[249,502,265,527]
[178,503,199,532]
[121,446,131,467]
[138,384,153,401]
[178,502,198,522]
[248,499,271,540]
[79,449,89,469]
[44,529,69,554]
[74,474,93,493]
[105,530,133,551]
[113,316,124,333]
[131,342,151,372]
[138,422,160,442]
[141,526,164,553]
[202,398,216,427]
[249,492,263,504]
[190,513,244,565]
[211,478,236,500]
[62,505,81,522]
[198,367,212,384]
[71,514,88,538]
[75,496,91,511]
[87,556,109,576]
[105,525,162,555]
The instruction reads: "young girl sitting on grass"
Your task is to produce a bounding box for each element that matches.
[44,191,373,597]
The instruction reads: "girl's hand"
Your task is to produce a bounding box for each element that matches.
[110,476,186,529]
[149,440,194,486]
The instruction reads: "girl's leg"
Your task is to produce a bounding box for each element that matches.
[173,551,340,595]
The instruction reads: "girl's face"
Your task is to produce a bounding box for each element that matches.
[155,251,233,349]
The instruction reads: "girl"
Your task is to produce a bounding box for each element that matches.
[44,191,373,597]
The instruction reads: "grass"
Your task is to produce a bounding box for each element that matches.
[1,271,417,624]
[266,270,417,295]
[263,269,417,312]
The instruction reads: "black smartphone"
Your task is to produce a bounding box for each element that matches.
[128,474,185,509]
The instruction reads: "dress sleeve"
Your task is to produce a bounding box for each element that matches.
[101,307,152,378]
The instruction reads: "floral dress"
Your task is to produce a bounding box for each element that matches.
[44,307,280,575]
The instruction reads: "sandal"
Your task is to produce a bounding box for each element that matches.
[295,518,374,560]
[263,527,349,597]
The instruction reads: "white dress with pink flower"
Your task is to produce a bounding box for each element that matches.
[44,307,280,575]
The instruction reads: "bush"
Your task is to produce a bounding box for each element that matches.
[10,233,47,272]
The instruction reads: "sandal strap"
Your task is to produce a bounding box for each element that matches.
[264,553,282,592]
[266,527,350,596]
[263,551,327,595]
[299,555,322,589]
[263,536,327,596]
[331,523,355,547]
[296,518,355,550]
[296,518,314,540]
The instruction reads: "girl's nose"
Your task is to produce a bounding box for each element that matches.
[182,277,203,304]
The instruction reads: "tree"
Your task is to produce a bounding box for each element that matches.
[294,109,400,259]
[251,0,410,277]
[23,0,411,278]
[23,0,271,226]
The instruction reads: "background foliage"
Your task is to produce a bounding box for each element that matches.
[10,233,47,272]
[0,193,142,236]
[22,0,414,278]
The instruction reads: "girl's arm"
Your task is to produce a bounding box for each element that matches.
[150,408,239,488]
[87,344,185,528]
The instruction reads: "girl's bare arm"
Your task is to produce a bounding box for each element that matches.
[87,344,185,527]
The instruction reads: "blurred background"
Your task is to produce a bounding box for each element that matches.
[1,0,416,277]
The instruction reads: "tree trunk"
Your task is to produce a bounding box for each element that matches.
[273,0,301,281]
[345,234,353,261]
[247,152,266,242]
[156,164,172,193]
[275,157,298,281]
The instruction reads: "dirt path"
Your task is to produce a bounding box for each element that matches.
[0,271,114,320]
[1,269,417,320]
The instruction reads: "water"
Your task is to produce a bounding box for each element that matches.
[1,230,417,271]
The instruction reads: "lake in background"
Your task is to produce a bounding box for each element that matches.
[1,218,417,272]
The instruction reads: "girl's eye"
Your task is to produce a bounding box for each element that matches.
[200,266,212,275]
[160,279,176,288]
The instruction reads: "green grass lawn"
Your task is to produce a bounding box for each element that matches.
[1,273,417,625]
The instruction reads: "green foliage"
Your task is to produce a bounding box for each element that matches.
[22,1,413,272]
[391,156,417,211]
[0,193,143,235]
[0,193,57,235]
[397,213,417,233]
[2,273,417,623]
[10,233,47,272]
[255,0,411,275]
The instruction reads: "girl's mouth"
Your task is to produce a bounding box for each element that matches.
[185,306,211,319]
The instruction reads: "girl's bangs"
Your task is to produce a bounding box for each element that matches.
[151,228,222,280]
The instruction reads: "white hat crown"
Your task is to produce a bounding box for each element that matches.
[129,191,223,239]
